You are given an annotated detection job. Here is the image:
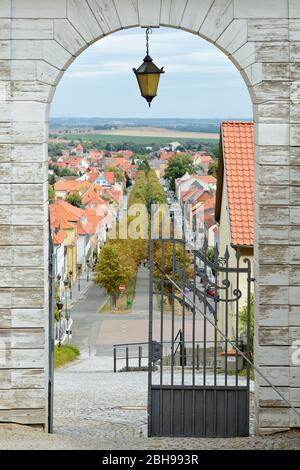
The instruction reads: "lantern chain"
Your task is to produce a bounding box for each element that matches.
[146,28,152,56]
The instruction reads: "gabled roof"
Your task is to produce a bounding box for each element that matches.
[81,185,105,206]
[215,122,254,247]
[104,188,120,204]
[160,152,175,161]
[49,210,67,245]
[54,180,86,193]
[192,191,216,214]
[182,186,203,203]
[104,171,115,185]
[195,175,217,184]
[85,208,102,235]
[55,198,85,219]
[87,170,100,183]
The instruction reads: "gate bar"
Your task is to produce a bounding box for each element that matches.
[155,263,300,421]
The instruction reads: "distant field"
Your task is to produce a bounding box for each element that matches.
[97,126,219,140]
[49,131,219,146]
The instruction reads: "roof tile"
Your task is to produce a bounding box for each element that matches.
[221,122,254,247]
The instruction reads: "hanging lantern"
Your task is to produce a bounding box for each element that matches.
[133,28,165,107]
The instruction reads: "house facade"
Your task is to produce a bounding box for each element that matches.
[215,122,254,339]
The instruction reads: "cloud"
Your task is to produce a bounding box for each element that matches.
[65,30,237,79]
[52,26,252,118]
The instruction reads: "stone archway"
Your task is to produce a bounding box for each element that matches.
[0,0,299,435]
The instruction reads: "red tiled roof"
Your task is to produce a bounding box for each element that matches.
[104,188,120,203]
[181,187,201,202]
[51,199,102,238]
[104,171,115,185]
[195,175,217,184]
[221,122,254,247]
[199,156,213,163]
[87,170,100,183]
[89,150,104,159]
[82,185,106,206]
[49,210,67,245]
[54,180,86,193]
[55,198,85,218]
[105,158,127,167]
[117,150,133,159]
[85,208,102,235]
[192,191,216,213]
[160,152,175,161]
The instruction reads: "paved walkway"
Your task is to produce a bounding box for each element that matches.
[131,266,154,316]
[66,276,94,310]
[69,282,107,352]
[1,356,300,449]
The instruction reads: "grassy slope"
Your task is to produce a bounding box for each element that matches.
[54,344,80,368]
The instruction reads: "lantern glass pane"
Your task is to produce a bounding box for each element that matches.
[136,73,161,98]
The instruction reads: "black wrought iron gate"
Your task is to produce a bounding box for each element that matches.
[148,214,252,438]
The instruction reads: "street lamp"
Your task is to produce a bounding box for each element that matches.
[133,28,165,107]
[63,278,69,322]
[77,263,82,291]
[86,260,90,282]
[56,299,64,348]
[68,271,73,299]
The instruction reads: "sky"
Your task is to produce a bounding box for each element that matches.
[51,27,253,119]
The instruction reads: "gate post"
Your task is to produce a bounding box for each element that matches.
[252,8,300,432]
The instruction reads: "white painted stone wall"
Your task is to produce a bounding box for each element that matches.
[0,0,299,434]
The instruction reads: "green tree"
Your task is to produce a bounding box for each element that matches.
[94,245,134,307]
[138,159,150,172]
[240,295,254,360]
[154,242,192,302]
[125,172,132,188]
[105,165,123,182]
[65,192,82,208]
[49,173,56,186]
[48,184,55,203]
[164,154,195,191]
[208,160,218,178]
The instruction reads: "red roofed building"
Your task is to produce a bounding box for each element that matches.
[192,153,214,169]
[104,171,115,186]
[49,209,67,285]
[76,143,83,157]
[54,180,88,198]
[87,169,100,184]
[194,175,217,190]
[215,121,254,337]
[159,151,175,162]
[117,150,133,159]
[81,185,106,208]
[50,198,107,281]
[215,122,254,248]
[103,188,121,205]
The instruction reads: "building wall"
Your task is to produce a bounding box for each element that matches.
[66,246,77,283]
[218,176,253,339]
[76,235,87,266]
[0,0,299,434]
[54,243,65,280]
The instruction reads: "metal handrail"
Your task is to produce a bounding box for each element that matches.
[173,329,182,357]
[113,339,236,373]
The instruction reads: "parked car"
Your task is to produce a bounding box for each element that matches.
[206,286,219,301]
